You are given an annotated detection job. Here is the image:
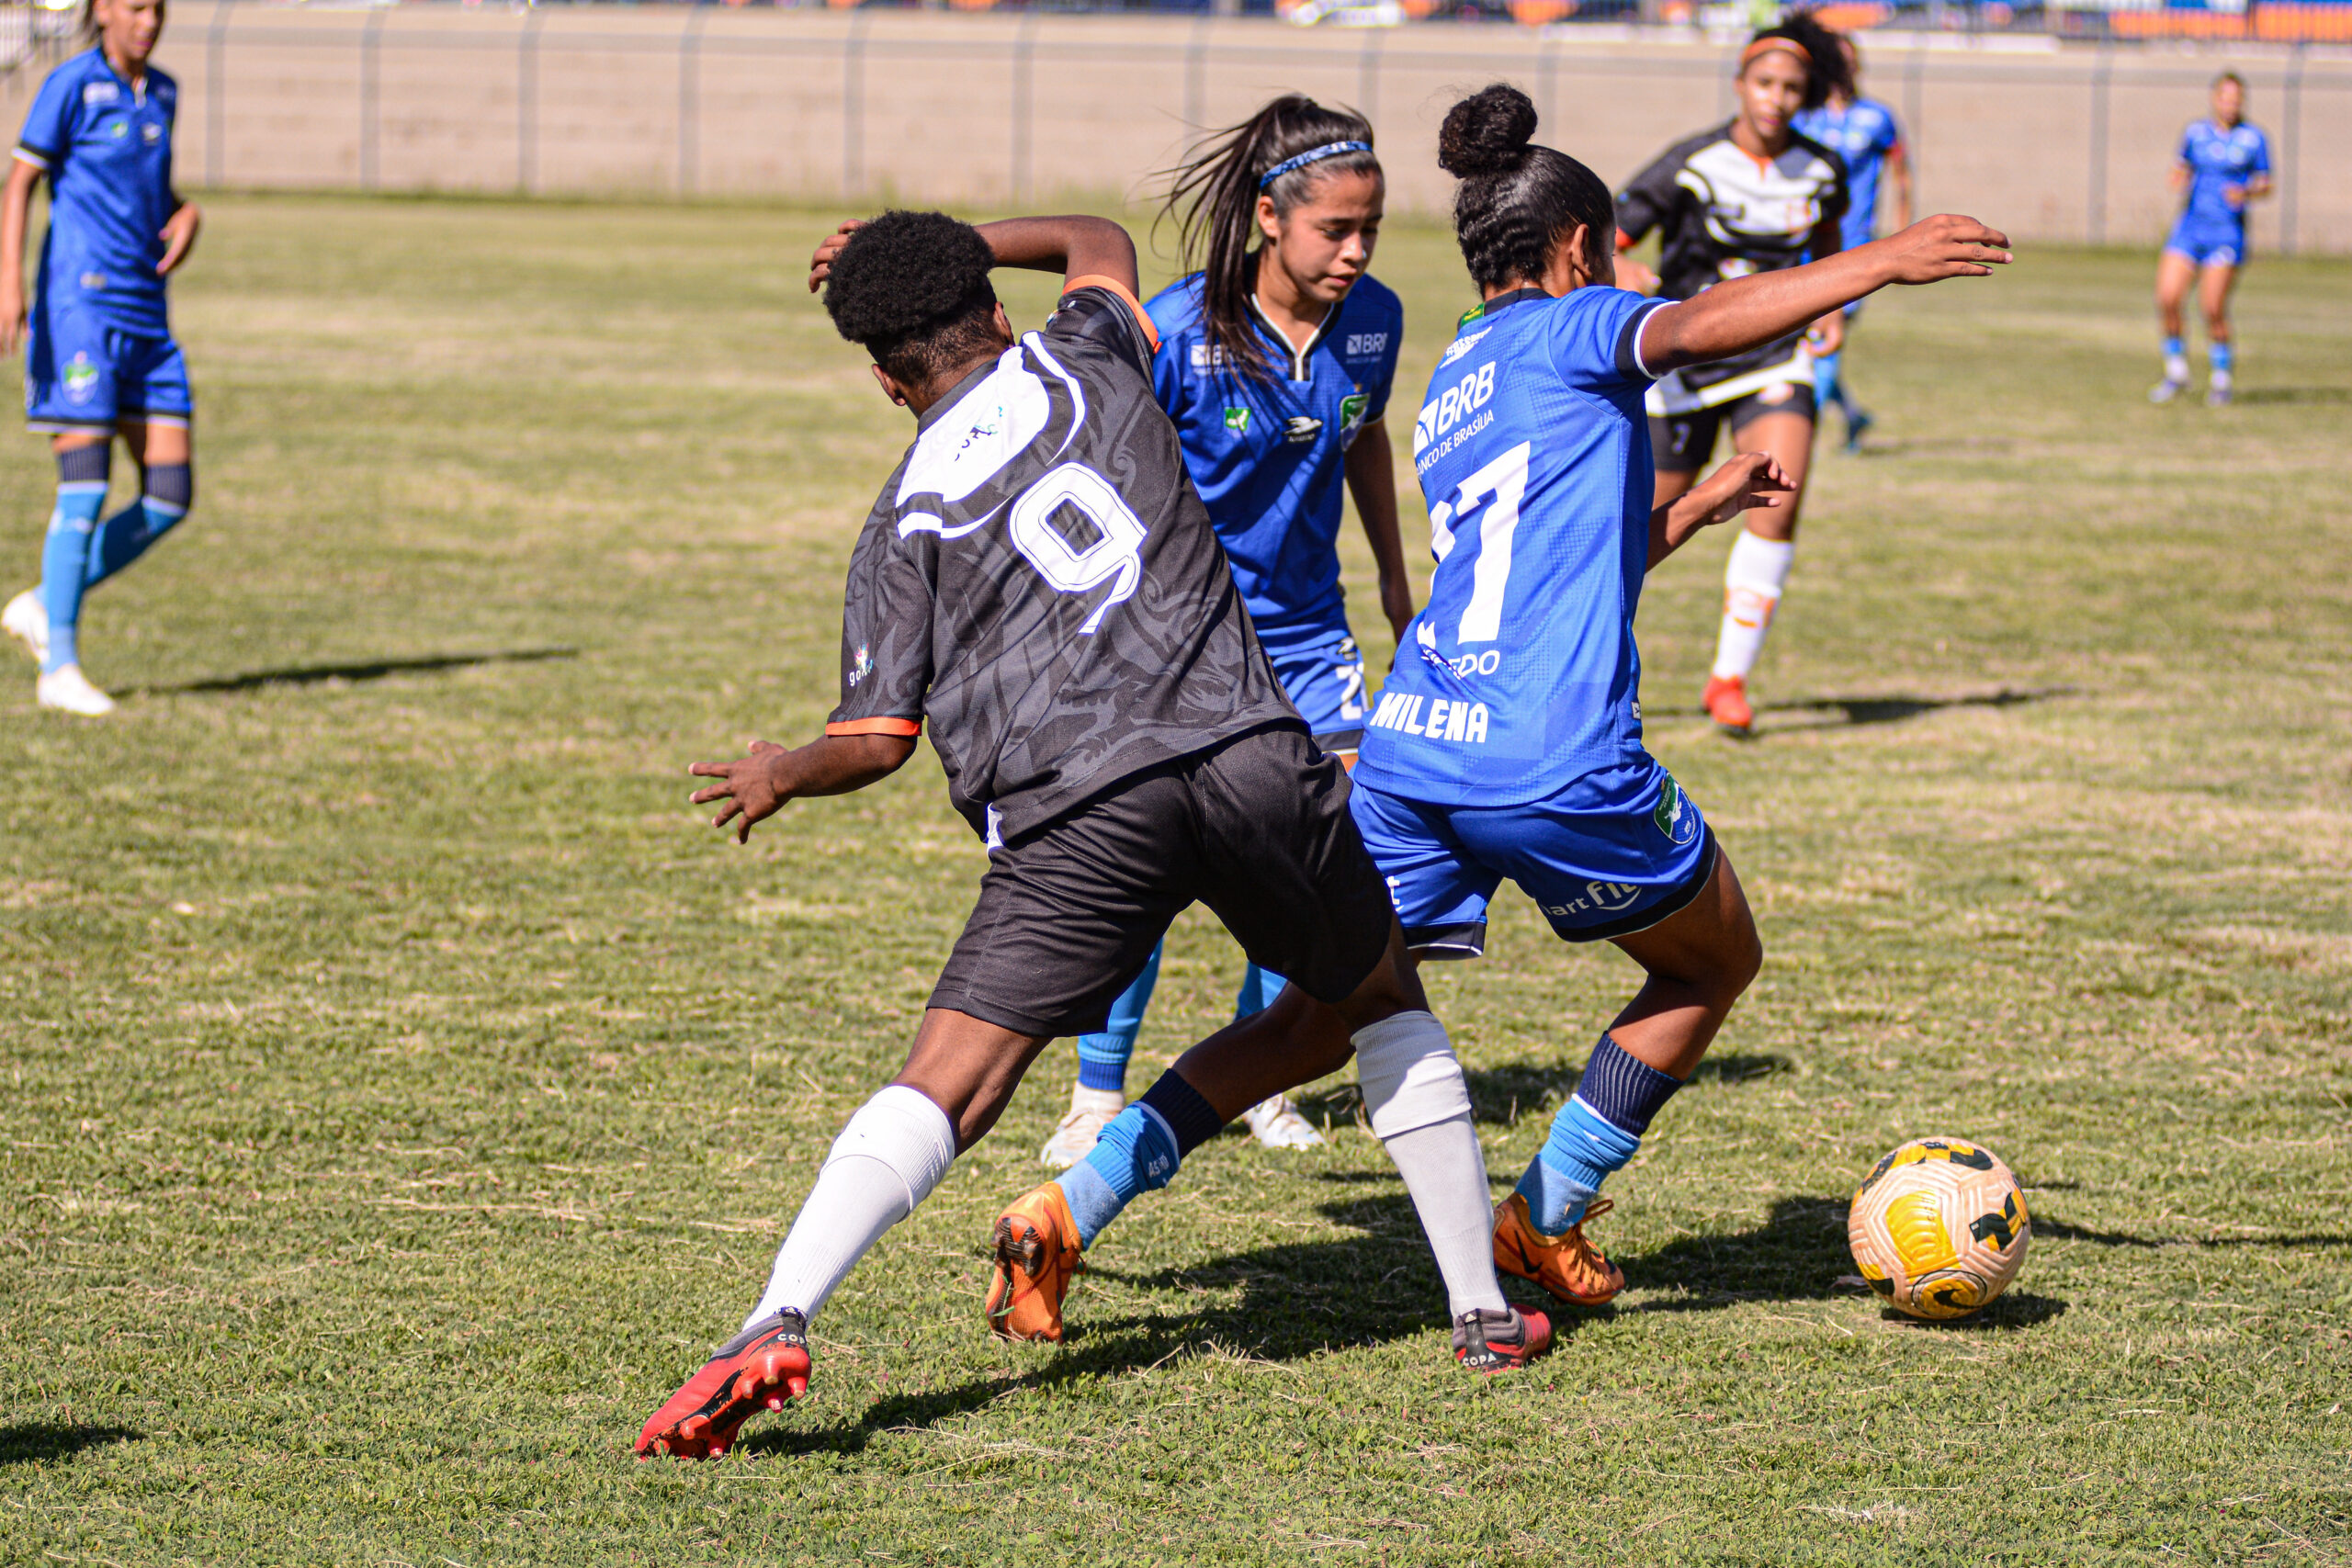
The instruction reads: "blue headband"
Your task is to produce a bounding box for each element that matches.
[1258,141,1372,189]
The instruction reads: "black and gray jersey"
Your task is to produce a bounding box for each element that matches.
[1615,123,1849,407]
[827,283,1298,845]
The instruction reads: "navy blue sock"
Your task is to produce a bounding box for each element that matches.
[1514,1034,1686,1233]
[1053,1070,1227,1248]
[1137,1070,1223,1156]
[85,461,192,590]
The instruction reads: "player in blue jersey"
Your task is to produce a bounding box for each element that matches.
[0,0,200,716]
[994,84,2010,1331]
[2152,72,2270,409]
[1792,32,1912,452]
[1038,95,1414,1167]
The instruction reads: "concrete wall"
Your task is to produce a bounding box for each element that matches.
[10,5,2346,251]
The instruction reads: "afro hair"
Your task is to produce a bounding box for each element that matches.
[822,209,1003,387]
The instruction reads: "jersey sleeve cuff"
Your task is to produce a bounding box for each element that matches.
[826,716,922,738]
[12,147,51,171]
[1062,275,1159,353]
[1618,299,1671,382]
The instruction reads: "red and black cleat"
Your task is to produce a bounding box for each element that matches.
[635,1309,811,1460]
[1451,1304,1554,1374]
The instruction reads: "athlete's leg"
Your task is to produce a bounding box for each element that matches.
[37,433,114,679]
[2199,258,2241,406]
[2153,247,2197,400]
[1705,402,1815,733]
[1039,942,1160,1170]
[85,418,194,592]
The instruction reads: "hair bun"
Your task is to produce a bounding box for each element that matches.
[1438,85,1537,179]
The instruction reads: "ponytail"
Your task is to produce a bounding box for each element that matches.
[1437,85,1614,293]
[1159,94,1380,382]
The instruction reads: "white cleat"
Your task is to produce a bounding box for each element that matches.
[36,662,114,716]
[2148,377,2188,405]
[1243,1092,1325,1151]
[2206,377,2233,408]
[2,589,47,664]
[1039,1084,1125,1171]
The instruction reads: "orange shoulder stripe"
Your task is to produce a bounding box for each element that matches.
[1064,274,1160,353]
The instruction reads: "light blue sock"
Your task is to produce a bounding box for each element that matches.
[1515,1098,1641,1234]
[2162,335,2185,361]
[1231,960,1287,1023]
[1077,942,1161,1094]
[1813,348,1845,414]
[1055,1102,1182,1247]
[2209,342,2233,376]
[39,473,111,674]
[85,462,192,590]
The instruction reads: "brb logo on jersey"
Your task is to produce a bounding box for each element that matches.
[1413,359,1498,468]
[1344,332,1389,359]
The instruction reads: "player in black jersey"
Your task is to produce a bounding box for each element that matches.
[635,211,1550,1460]
[1614,14,1851,737]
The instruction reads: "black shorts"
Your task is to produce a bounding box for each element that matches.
[929,725,1395,1038]
[1650,382,1817,474]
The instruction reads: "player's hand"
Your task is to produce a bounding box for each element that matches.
[0,296,24,359]
[688,740,797,844]
[157,203,201,276]
[1614,255,1661,297]
[1690,451,1794,526]
[1878,215,2011,284]
[1807,310,1845,357]
[807,219,865,294]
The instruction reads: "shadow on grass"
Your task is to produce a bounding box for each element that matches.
[0,1423,139,1465]
[2036,1217,2352,1250]
[2236,387,2351,405]
[132,647,578,695]
[1296,1053,1792,1134]
[1648,685,2070,733]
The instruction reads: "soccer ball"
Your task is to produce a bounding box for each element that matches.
[1847,1136,2029,1320]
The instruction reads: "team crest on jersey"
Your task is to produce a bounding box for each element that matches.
[1223,407,1250,434]
[1339,392,1368,440]
[62,353,99,405]
[142,122,161,143]
[1653,773,1699,846]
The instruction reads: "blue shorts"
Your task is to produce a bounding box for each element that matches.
[27,306,192,434]
[2164,216,2245,270]
[1271,631,1369,757]
[1349,757,1718,956]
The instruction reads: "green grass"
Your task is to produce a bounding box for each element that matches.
[1,194,2347,1564]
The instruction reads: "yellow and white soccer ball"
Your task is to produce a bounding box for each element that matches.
[1847,1136,2029,1320]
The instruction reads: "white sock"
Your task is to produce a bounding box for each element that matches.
[2164,352,2191,383]
[745,1084,956,1330]
[1353,1011,1508,1319]
[1711,530,1795,681]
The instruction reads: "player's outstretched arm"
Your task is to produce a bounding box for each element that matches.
[806,215,1139,300]
[1638,215,2011,377]
[1647,451,1793,570]
[687,733,915,845]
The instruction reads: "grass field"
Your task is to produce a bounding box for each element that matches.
[0,194,2347,1564]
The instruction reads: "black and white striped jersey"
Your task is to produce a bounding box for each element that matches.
[826,283,1297,845]
[1615,124,1849,405]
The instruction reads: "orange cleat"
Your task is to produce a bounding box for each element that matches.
[985,1181,1084,1342]
[634,1309,811,1460]
[1452,1303,1555,1373]
[1702,674,1754,735]
[1492,1192,1625,1309]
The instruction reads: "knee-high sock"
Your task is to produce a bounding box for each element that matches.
[744,1084,956,1330]
[1813,348,1845,416]
[2162,335,2188,382]
[1516,1033,1686,1233]
[1232,960,1287,1024]
[1356,1010,1507,1319]
[2208,340,2233,389]
[1711,530,1795,682]
[85,461,193,591]
[1075,942,1162,1094]
[1055,1070,1221,1247]
[38,446,112,673]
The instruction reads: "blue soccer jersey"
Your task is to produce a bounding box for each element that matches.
[1793,96,1903,253]
[1354,285,1666,807]
[1147,274,1403,657]
[15,49,178,337]
[2177,118,2270,229]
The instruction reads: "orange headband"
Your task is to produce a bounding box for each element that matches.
[1741,37,1812,68]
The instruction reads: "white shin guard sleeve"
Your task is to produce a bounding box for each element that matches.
[1353,1012,1505,1318]
[747,1084,956,1330]
[1713,530,1795,680]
